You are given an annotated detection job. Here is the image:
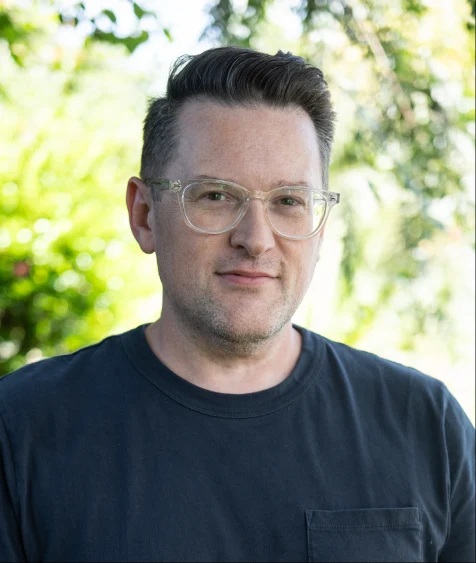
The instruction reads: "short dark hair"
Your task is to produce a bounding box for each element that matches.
[141,46,336,189]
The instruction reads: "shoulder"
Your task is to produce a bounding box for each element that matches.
[301,327,453,413]
[303,327,443,384]
[302,328,474,456]
[0,328,140,415]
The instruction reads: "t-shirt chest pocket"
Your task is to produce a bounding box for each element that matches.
[306,507,423,562]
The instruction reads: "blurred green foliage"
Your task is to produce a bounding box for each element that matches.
[0,1,161,374]
[0,0,166,66]
[0,0,474,384]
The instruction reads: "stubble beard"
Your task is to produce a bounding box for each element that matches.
[165,282,300,357]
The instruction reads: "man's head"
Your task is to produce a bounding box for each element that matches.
[128,47,338,353]
[140,46,335,191]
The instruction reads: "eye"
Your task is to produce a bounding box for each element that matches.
[273,193,307,207]
[202,191,228,201]
[185,182,243,205]
[277,196,304,206]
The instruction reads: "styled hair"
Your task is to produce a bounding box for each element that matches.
[141,46,336,189]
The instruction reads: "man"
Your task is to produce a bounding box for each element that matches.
[0,47,474,562]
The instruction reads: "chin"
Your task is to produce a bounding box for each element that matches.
[174,293,297,352]
[205,313,291,351]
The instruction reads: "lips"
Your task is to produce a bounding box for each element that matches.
[220,270,275,278]
[216,268,278,287]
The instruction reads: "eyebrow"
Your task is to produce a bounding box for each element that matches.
[192,174,312,188]
[277,179,311,188]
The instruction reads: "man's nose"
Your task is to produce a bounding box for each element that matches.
[229,199,276,256]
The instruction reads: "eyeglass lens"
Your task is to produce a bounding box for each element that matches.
[182,181,327,238]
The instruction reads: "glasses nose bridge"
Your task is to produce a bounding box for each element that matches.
[243,189,270,211]
[239,189,273,227]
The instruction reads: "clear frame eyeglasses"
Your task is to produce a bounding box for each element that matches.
[146,178,340,241]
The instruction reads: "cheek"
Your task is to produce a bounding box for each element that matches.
[288,243,321,292]
[152,204,183,252]
[309,234,324,265]
[288,238,320,270]
[154,221,216,282]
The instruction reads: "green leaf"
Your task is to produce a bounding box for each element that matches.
[123,31,149,53]
[133,2,146,19]
[102,9,117,24]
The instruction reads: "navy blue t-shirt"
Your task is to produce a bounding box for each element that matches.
[0,325,474,561]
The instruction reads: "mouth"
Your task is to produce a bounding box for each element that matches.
[216,269,277,286]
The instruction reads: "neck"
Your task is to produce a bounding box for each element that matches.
[145,313,302,394]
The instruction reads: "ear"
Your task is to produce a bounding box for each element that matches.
[126,176,156,254]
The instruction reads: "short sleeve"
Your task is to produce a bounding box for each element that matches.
[0,409,26,562]
[438,389,475,562]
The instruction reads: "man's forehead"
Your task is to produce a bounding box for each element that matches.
[166,99,322,188]
[174,98,320,154]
